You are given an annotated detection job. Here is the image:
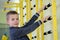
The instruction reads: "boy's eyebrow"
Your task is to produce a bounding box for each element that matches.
[6,14,19,20]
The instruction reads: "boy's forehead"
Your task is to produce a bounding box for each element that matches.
[8,14,18,18]
[9,14,18,16]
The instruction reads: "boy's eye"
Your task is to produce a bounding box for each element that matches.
[12,19,15,21]
[16,18,19,20]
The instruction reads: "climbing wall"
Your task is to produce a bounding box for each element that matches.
[1,0,59,40]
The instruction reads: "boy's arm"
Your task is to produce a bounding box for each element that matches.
[23,13,40,27]
[23,5,44,27]
[14,20,42,37]
[23,3,51,27]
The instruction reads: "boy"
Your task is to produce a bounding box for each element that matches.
[6,4,52,40]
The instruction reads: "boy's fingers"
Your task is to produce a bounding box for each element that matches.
[44,3,52,10]
[43,16,52,23]
[48,16,52,20]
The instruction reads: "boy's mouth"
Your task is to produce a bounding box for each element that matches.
[14,23,18,25]
[14,24,18,25]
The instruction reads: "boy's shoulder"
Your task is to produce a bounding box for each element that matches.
[9,27,21,29]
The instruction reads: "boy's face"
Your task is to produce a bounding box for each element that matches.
[7,14,19,27]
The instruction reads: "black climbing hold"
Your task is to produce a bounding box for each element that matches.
[48,30,52,34]
[44,32,47,35]
[47,3,52,7]
[23,8,24,9]
[34,36,37,38]
[44,20,47,23]
[31,8,33,10]
[32,37,34,39]
[44,3,51,10]
[23,16,24,17]
[48,16,52,20]
[25,14,26,15]
[8,0,10,1]
[7,0,10,3]
[34,5,36,7]
[7,1,9,3]
[30,0,32,1]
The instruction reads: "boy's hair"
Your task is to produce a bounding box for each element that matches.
[6,11,18,20]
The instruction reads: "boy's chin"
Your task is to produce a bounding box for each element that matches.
[13,25,18,27]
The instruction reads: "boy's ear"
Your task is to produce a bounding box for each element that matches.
[6,19,9,24]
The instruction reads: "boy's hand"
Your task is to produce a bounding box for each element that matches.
[44,3,52,10]
[37,3,51,14]
[41,16,52,23]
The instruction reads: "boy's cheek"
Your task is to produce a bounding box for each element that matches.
[6,20,10,25]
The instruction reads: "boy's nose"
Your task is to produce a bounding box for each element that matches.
[15,19,18,22]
